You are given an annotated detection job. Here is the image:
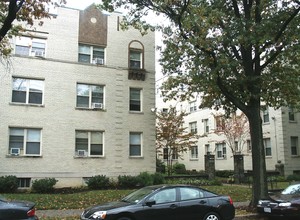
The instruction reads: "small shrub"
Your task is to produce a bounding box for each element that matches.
[118,175,139,189]
[172,163,186,174]
[156,159,166,173]
[32,178,58,193]
[152,172,165,185]
[216,170,234,178]
[0,175,18,193]
[286,174,300,182]
[137,172,153,187]
[86,175,110,190]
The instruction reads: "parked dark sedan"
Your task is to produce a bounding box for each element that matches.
[0,196,38,220]
[257,183,300,219]
[81,184,235,220]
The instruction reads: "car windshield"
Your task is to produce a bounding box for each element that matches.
[0,195,7,202]
[122,187,155,203]
[282,184,300,195]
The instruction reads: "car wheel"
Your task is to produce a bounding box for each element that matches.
[203,212,220,220]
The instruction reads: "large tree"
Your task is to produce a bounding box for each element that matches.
[101,0,300,206]
[0,0,66,57]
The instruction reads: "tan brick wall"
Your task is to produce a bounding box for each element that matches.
[0,7,156,187]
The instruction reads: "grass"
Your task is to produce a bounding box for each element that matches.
[3,185,252,210]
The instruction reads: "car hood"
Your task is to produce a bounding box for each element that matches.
[86,201,133,212]
[270,193,300,203]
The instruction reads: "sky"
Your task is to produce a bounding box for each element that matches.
[65,0,103,10]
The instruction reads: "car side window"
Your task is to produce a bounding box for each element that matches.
[180,187,204,201]
[148,188,176,204]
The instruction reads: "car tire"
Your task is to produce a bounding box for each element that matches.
[203,212,221,220]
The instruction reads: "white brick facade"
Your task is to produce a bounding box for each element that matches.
[0,6,156,187]
[156,94,300,177]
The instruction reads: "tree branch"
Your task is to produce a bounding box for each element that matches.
[0,0,25,42]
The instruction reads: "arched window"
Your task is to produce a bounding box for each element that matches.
[128,40,144,69]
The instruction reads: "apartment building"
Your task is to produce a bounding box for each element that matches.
[0,5,156,188]
[156,95,300,177]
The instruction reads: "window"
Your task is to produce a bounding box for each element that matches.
[205,144,210,154]
[203,119,209,133]
[12,78,44,105]
[18,178,31,188]
[291,136,298,156]
[189,101,197,113]
[190,146,198,159]
[78,44,105,64]
[148,188,176,204]
[189,122,197,134]
[129,132,142,156]
[162,108,168,113]
[9,128,41,156]
[129,50,142,69]
[215,116,225,131]
[289,107,295,121]
[216,143,226,159]
[163,148,178,160]
[180,187,203,201]
[76,84,104,109]
[247,140,252,152]
[15,36,46,57]
[75,131,103,157]
[129,88,141,111]
[264,138,272,156]
[262,108,270,123]
[234,141,239,152]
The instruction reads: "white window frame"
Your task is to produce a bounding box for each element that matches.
[15,36,46,57]
[291,136,298,156]
[129,88,142,112]
[129,49,142,69]
[9,128,42,156]
[75,131,104,157]
[190,146,198,159]
[289,107,296,122]
[203,119,209,134]
[189,122,197,134]
[12,77,44,105]
[129,132,143,157]
[216,142,226,159]
[262,108,270,123]
[78,44,105,64]
[76,83,105,109]
[189,101,197,113]
[264,138,272,156]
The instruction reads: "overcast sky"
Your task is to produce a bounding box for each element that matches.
[65,0,102,10]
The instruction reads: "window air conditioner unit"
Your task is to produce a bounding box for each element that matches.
[77,150,86,157]
[10,148,20,156]
[92,103,103,109]
[34,51,45,57]
[93,58,104,65]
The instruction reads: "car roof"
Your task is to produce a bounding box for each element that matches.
[143,184,201,190]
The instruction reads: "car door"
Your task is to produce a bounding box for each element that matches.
[138,188,180,220]
[177,186,210,220]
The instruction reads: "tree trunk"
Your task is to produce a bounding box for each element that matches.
[246,105,268,206]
